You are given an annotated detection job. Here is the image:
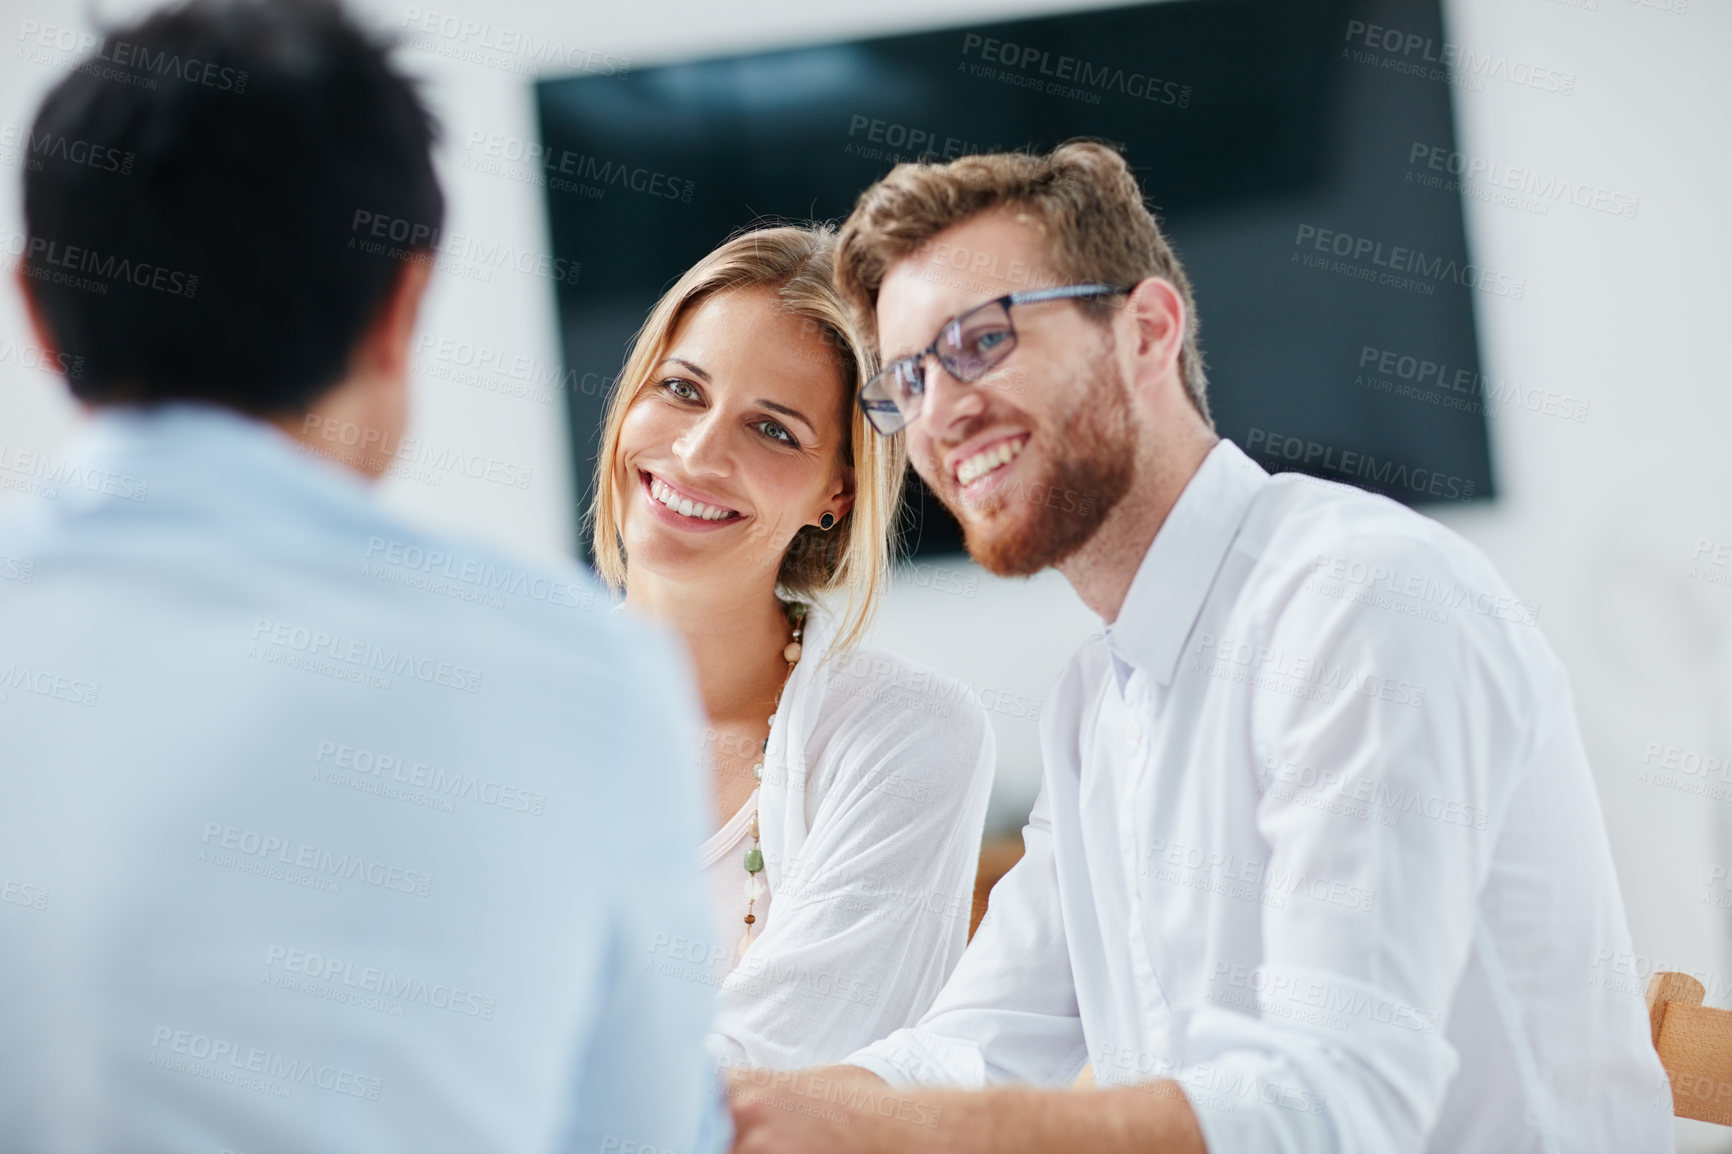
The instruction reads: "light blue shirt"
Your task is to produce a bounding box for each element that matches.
[0,404,730,1154]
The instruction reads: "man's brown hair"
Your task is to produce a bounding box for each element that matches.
[834,139,1211,425]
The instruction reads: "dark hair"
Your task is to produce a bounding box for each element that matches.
[19,0,443,413]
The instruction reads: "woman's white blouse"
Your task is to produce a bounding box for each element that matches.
[704,605,996,1070]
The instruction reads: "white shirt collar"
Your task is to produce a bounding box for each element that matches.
[59,400,372,513]
[1105,439,1269,689]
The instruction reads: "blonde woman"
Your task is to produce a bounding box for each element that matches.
[591,224,995,1070]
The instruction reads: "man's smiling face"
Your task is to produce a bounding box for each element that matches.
[875,208,1140,576]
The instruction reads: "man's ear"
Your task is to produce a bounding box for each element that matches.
[15,268,64,369]
[1124,276,1186,382]
[352,255,433,384]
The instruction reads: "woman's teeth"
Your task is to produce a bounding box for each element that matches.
[956,437,1027,486]
[649,477,736,521]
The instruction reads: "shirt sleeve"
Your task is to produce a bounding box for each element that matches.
[708,679,996,1071]
[1176,536,1529,1154]
[846,781,1089,1089]
[558,632,731,1154]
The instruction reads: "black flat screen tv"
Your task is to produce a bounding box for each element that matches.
[538,0,1494,559]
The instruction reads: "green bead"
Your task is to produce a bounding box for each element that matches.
[743,847,764,874]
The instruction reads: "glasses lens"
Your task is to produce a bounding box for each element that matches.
[860,396,906,435]
[859,365,912,435]
[941,301,1016,381]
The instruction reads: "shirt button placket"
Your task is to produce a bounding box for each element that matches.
[1121,672,1168,1022]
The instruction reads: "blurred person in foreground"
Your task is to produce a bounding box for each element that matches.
[728,142,1672,1153]
[0,2,726,1151]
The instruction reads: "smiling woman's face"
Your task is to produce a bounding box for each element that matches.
[614,285,854,588]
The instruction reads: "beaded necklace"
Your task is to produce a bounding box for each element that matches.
[737,599,805,963]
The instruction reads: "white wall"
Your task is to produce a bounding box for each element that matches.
[1433,4,1732,1147]
[2,0,1728,1146]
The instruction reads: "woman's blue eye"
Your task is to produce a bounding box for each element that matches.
[656,378,793,445]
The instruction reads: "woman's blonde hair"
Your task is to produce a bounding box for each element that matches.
[589,223,907,656]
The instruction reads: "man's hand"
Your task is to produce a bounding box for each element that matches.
[727,1067,1208,1154]
[724,1062,886,1096]
[730,1091,908,1154]
[728,1066,942,1154]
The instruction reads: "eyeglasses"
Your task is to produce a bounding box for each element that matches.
[858,283,1134,435]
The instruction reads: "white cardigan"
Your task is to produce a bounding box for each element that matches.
[707,603,996,1070]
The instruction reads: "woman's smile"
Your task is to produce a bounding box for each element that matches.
[637,468,747,532]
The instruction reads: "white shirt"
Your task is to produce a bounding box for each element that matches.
[699,605,996,1070]
[0,405,728,1154]
[850,440,1673,1154]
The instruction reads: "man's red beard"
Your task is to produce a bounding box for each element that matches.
[944,356,1139,578]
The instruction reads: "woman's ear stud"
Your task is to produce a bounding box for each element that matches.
[818,512,836,531]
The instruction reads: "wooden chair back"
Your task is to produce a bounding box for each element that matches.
[1648,970,1732,1125]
